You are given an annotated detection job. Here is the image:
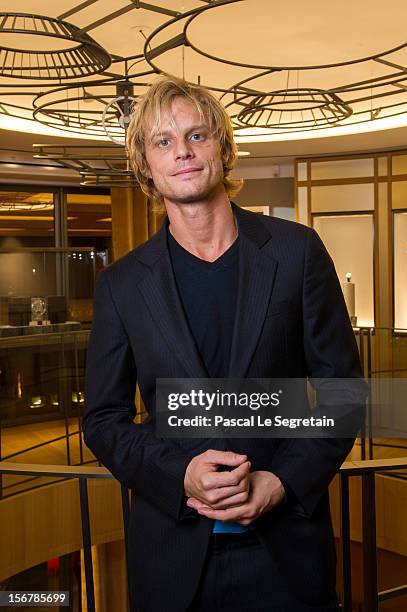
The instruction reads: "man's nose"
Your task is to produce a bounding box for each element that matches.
[174,138,194,160]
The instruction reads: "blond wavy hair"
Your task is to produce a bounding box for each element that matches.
[126,76,243,208]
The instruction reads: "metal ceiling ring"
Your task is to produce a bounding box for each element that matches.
[143,1,407,74]
[184,10,407,72]
[143,0,240,79]
[32,78,150,137]
[0,12,111,80]
[33,143,140,188]
[227,88,353,130]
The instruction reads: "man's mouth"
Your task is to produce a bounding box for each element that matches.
[172,167,203,176]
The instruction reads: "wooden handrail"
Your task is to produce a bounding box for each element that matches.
[0,462,112,478]
[341,457,407,474]
[0,457,406,479]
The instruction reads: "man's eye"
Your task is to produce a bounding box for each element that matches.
[190,133,203,141]
[158,139,170,147]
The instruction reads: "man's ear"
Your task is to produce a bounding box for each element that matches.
[221,145,229,167]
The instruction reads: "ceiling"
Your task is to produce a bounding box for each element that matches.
[1,0,407,177]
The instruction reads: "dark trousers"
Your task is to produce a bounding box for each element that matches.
[187,530,340,612]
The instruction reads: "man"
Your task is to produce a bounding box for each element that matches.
[83,77,366,611]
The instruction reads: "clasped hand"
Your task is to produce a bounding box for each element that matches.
[184,450,285,526]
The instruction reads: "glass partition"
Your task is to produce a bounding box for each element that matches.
[0,248,95,451]
[0,190,55,247]
[67,191,112,278]
[0,247,95,329]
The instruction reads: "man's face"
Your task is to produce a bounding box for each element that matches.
[144,96,224,206]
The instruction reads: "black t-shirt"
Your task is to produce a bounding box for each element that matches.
[168,227,292,513]
[168,228,239,378]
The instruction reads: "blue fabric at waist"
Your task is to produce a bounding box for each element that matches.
[212,520,249,534]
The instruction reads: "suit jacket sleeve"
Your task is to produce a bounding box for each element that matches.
[83,271,195,522]
[269,227,367,517]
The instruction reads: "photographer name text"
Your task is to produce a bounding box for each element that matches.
[167,414,334,429]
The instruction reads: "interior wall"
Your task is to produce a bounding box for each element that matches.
[233,177,294,210]
[294,152,403,335]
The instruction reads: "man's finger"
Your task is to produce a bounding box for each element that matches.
[205,450,247,467]
[186,497,211,511]
[206,491,250,509]
[191,481,250,507]
[202,460,251,490]
[200,475,250,504]
[195,503,252,522]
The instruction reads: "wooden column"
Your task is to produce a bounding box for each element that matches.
[110,188,166,261]
[93,540,128,612]
[110,187,149,261]
[110,188,165,417]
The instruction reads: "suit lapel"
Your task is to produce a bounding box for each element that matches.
[228,205,278,378]
[136,222,209,378]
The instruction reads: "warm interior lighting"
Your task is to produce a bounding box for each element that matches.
[0,114,108,140]
[0,204,53,211]
[67,228,112,233]
[30,396,45,408]
[235,113,407,143]
[4,103,407,144]
[0,227,30,232]
[0,215,53,221]
[67,194,111,204]
[17,372,22,400]
[72,391,85,404]
[354,321,375,328]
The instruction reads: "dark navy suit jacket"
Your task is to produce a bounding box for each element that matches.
[83,204,366,611]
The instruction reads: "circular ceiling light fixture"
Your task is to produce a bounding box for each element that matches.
[143,0,407,139]
[32,78,148,140]
[230,89,352,130]
[33,143,141,188]
[0,12,111,80]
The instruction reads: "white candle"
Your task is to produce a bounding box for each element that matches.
[343,273,355,318]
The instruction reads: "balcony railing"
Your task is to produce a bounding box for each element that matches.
[0,462,124,612]
[1,458,406,612]
[339,457,407,611]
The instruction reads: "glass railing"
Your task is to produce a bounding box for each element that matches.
[0,462,126,612]
[0,247,98,498]
[0,329,93,499]
[353,327,407,461]
[339,457,407,611]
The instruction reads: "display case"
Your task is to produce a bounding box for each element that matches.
[0,248,95,427]
[394,211,407,330]
[0,330,88,426]
[313,213,375,327]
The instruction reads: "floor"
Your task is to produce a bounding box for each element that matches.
[0,417,95,498]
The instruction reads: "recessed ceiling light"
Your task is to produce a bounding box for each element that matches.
[130,24,152,32]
